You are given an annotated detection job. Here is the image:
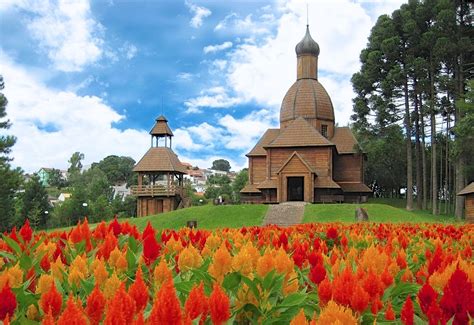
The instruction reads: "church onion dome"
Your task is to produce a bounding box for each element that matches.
[295,25,320,57]
[280,79,335,125]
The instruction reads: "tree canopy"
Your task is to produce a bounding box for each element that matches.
[211,159,231,172]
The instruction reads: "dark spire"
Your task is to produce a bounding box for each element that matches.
[295,25,320,57]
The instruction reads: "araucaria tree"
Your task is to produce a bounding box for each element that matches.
[352,0,473,217]
[0,75,22,231]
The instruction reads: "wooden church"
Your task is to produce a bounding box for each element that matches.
[241,25,371,204]
[131,115,188,217]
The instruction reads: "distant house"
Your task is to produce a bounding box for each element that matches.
[37,168,53,186]
[58,193,72,202]
[458,182,474,223]
[112,183,131,201]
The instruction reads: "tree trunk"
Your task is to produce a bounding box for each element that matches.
[420,93,428,210]
[404,77,413,211]
[445,114,449,214]
[455,66,465,220]
[430,67,438,215]
[414,80,422,210]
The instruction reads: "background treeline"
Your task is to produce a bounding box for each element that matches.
[352,0,473,219]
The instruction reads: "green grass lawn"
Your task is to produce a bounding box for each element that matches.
[303,200,458,223]
[121,204,268,231]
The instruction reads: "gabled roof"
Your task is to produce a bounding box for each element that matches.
[247,129,280,156]
[257,179,277,189]
[276,151,316,174]
[458,182,474,196]
[337,182,372,193]
[265,117,334,148]
[240,184,261,193]
[331,127,360,154]
[314,177,341,189]
[150,115,173,136]
[133,147,186,173]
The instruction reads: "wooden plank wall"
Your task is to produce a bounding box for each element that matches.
[269,147,331,177]
[466,195,474,223]
[251,157,267,184]
[333,154,362,182]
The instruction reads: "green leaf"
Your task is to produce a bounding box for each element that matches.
[2,235,22,256]
[19,254,32,270]
[0,250,16,261]
[240,276,260,301]
[222,272,241,291]
[175,281,194,295]
[126,248,137,271]
[262,269,277,290]
[278,292,307,308]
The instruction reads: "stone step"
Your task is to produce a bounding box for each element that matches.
[262,202,307,226]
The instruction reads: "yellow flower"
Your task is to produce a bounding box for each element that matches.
[205,233,221,251]
[0,257,4,270]
[93,258,109,286]
[7,263,23,287]
[154,258,173,288]
[208,243,232,282]
[274,248,294,276]
[109,247,128,273]
[232,248,253,278]
[68,267,85,286]
[51,257,65,281]
[317,301,357,325]
[165,237,184,254]
[70,255,88,277]
[359,245,389,275]
[283,270,299,295]
[178,245,203,272]
[36,273,54,294]
[27,304,39,320]
[103,271,122,299]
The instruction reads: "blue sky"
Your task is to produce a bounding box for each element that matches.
[0,0,405,172]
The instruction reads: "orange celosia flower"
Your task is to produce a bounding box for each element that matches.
[209,283,230,325]
[128,267,149,312]
[57,295,88,325]
[185,282,208,321]
[6,263,23,288]
[208,243,232,282]
[26,304,39,320]
[153,258,173,288]
[316,300,357,325]
[51,257,65,281]
[86,285,106,325]
[148,279,183,325]
[256,249,275,278]
[40,281,63,318]
[290,309,309,325]
[36,274,54,295]
[317,278,332,305]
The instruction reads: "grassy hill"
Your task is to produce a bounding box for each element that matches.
[126,204,268,231]
[303,201,457,223]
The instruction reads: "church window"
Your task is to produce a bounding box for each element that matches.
[322,125,328,138]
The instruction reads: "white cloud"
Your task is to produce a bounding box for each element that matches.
[184,87,241,113]
[217,0,407,125]
[203,41,233,54]
[185,0,212,28]
[214,12,275,35]
[1,53,149,172]
[177,72,194,81]
[122,43,138,60]
[5,0,104,72]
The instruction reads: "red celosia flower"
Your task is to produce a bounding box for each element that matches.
[19,219,33,242]
[385,301,395,321]
[128,267,149,312]
[371,294,383,315]
[142,222,155,240]
[439,267,474,325]
[185,282,208,321]
[97,232,118,260]
[308,251,323,267]
[428,245,444,275]
[133,312,145,325]
[143,233,161,265]
[308,262,326,285]
[381,267,393,288]
[318,278,332,305]
[209,283,230,325]
[42,310,55,325]
[350,285,369,314]
[57,295,88,325]
[326,227,338,241]
[40,281,63,318]
[104,283,136,325]
[86,285,106,325]
[401,295,414,325]
[363,270,383,297]
[40,254,51,272]
[0,283,17,321]
[148,279,183,325]
[108,217,122,236]
[417,283,438,316]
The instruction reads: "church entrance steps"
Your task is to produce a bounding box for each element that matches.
[262,202,307,226]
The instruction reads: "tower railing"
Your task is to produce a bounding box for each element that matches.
[130,184,185,197]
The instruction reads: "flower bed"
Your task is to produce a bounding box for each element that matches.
[0,220,473,324]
